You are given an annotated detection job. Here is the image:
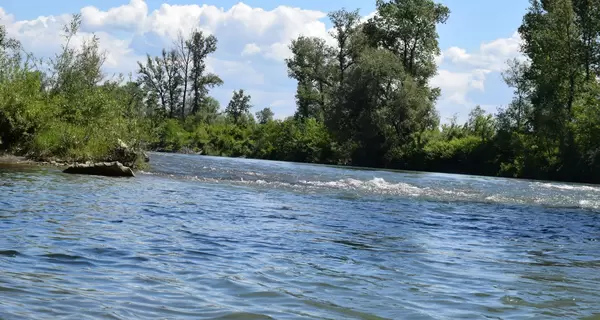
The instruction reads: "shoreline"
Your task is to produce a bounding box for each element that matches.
[4,150,600,186]
[0,151,145,177]
[0,153,70,167]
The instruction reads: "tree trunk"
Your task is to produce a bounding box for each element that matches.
[182,66,188,119]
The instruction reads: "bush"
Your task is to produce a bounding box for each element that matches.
[155,119,191,152]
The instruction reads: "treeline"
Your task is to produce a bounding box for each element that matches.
[2,0,600,183]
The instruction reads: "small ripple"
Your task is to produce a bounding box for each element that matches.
[238,291,286,299]
[0,285,33,294]
[42,253,86,260]
[209,312,275,320]
[263,214,298,221]
[501,295,579,309]
[0,250,20,257]
[185,249,221,258]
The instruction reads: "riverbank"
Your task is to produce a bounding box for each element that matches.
[0,153,72,166]
[0,147,147,177]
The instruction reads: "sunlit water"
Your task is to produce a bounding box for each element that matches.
[1,152,600,319]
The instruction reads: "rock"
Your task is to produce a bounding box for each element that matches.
[109,139,149,168]
[63,162,135,177]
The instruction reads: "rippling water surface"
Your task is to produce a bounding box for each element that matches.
[1,153,600,319]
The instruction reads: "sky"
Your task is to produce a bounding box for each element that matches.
[0,0,531,123]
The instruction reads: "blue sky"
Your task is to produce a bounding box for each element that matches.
[0,0,531,122]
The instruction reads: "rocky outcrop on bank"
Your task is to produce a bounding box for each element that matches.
[63,161,135,177]
[2,138,150,177]
[61,140,143,177]
[105,139,149,168]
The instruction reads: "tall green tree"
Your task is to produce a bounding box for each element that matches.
[364,0,450,83]
[226,89,252,125]
[573,0,600,80]
[518,0,584,175]
[138,54,168,117]
[256,107,274,124]
[175,31,193,119]
[500,58,532,132]
[286,36,332,120]
[162,49,183,119]
[49,14,106,100]
[328,9,362,84]
[188,31,223,114]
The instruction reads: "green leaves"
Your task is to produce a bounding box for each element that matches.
[256,107,274,125]
[225,89,252,126]
[189,31,222,114]
[366,0,450,82]
[137,29,222,121]
[282,0,448,168]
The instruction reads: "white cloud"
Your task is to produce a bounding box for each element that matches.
[132,2,330,60]
[208,57,265,86]
[443,31,522,72]
[0,7,13,23]
[432,31,524,122]
[242,43,261,56]
[432,69,490,105]
[360,11,377,23]
[81,0,148,32]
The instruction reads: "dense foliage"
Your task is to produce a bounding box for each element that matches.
[3,0,600,183]
[0,16,150,166]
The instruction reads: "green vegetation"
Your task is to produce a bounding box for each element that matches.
[2,0,600,183]
[0,15,150,167]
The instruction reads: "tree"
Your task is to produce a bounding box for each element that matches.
[328,8,362,84]
[518,0,585,178]
[188,31,223,114]
[0,24,22,82]
[0,24,21,55]
[256,107,274,124]
[138,54,168,117]
[49,14,106,99]
[286,36,333,120]
[466,106,495,140]
[226,89,252,125]
[193,96,221,125]
[364,0,450,83]
[162,49,183,119]
[175,31,193,119]
[501,58,532,132]
[573,0,600,80]
[118,79,146,119]
[0,25,4,47]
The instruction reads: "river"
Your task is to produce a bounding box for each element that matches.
[1,152,599,319]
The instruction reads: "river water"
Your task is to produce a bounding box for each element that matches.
[1,152,600,319]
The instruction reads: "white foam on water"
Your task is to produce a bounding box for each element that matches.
[535,182,600,192]
[299,177,424,196]
[242,171,266,177]
[142,168,600,210]
[579,200,600,210]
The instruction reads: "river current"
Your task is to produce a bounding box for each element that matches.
[1,152,599,319]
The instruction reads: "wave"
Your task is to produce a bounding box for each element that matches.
[139,170,600,211]
[299,178,424,196]
[579,200,600,209]
[535,182,600,192]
